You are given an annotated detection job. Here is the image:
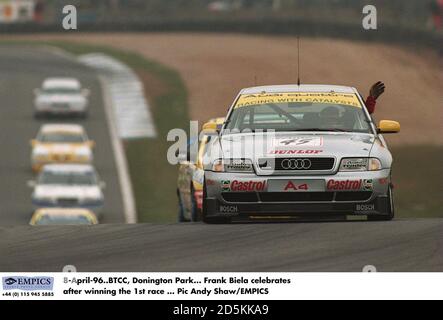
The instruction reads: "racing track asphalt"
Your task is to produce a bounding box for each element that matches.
[1,219,442,271]
[0,45,124,225]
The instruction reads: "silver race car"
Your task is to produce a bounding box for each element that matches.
[202,85,400,223]
[34,78,90,118]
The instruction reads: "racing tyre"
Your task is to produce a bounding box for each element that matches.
[177,189,188,223]
[368,185,394,221]
[190,185,199,222]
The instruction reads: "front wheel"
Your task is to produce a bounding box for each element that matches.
[177,189,188,223]
[368,185,394,221]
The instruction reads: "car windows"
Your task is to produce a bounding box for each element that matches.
[39,133,85,143]
[226,102,371,133]
[39,171,97,185]
[36,215,91,225]
[43,88,81,95]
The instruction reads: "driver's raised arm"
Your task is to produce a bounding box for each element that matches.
[365,81,385,114]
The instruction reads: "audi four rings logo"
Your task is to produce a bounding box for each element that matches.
[281,158,312,170]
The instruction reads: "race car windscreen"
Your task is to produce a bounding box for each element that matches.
[35,215,92,225]
[38,171,97,185]
[39,133,85,143]
[43,88,81,95]
[225,92,372,133]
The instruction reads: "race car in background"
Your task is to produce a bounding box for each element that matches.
[177,117,225,222]
[29,164,105,218]
[30,124,95,172]
[34,77,90,118]
[202,85,400,223]
[30,208,99,226]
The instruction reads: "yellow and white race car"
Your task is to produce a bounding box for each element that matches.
[177,117,225,222]
[30,208,99,226]
[30,124,95,172]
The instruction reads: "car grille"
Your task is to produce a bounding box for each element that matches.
[51,154,74,161]
[222,192,259,203]
[259,192,334,202]
[57,198,79,206]
[221,192,372,203]
[258,157,335,171]
[52,103,70,108]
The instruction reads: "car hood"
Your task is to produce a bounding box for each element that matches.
[34,185,102,199]
[219,132,375,159]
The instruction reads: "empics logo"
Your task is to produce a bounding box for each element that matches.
[2,276,54,291]
[4,278,17,286]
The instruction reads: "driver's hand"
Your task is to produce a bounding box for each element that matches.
[370,81,385,100]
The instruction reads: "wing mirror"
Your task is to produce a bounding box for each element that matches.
[99,181,107,189]
[377,120,400,134]
[30,139,38,147]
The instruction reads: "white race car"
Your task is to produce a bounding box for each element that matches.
[30,124,95,172]
[34,78,90,118]
[29,164,105,216]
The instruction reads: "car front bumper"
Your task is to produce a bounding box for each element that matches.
[204,169,392,219]
[32,199,104,214]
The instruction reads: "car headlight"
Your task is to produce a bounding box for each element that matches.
[212,159,254,173]
[32,150,49,161]
[340,158,382,171]
[75,148,92,160]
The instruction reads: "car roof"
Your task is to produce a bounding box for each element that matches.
[239,84,358,95]
[42,164,95,173]
[40,124,85,135]
[42,78,81,90]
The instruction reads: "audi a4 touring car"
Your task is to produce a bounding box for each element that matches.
[202,84,400,223]
[34,78,90,118]
[30,124,95,172]
[29,164,105,217]
[177,117,225,222]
